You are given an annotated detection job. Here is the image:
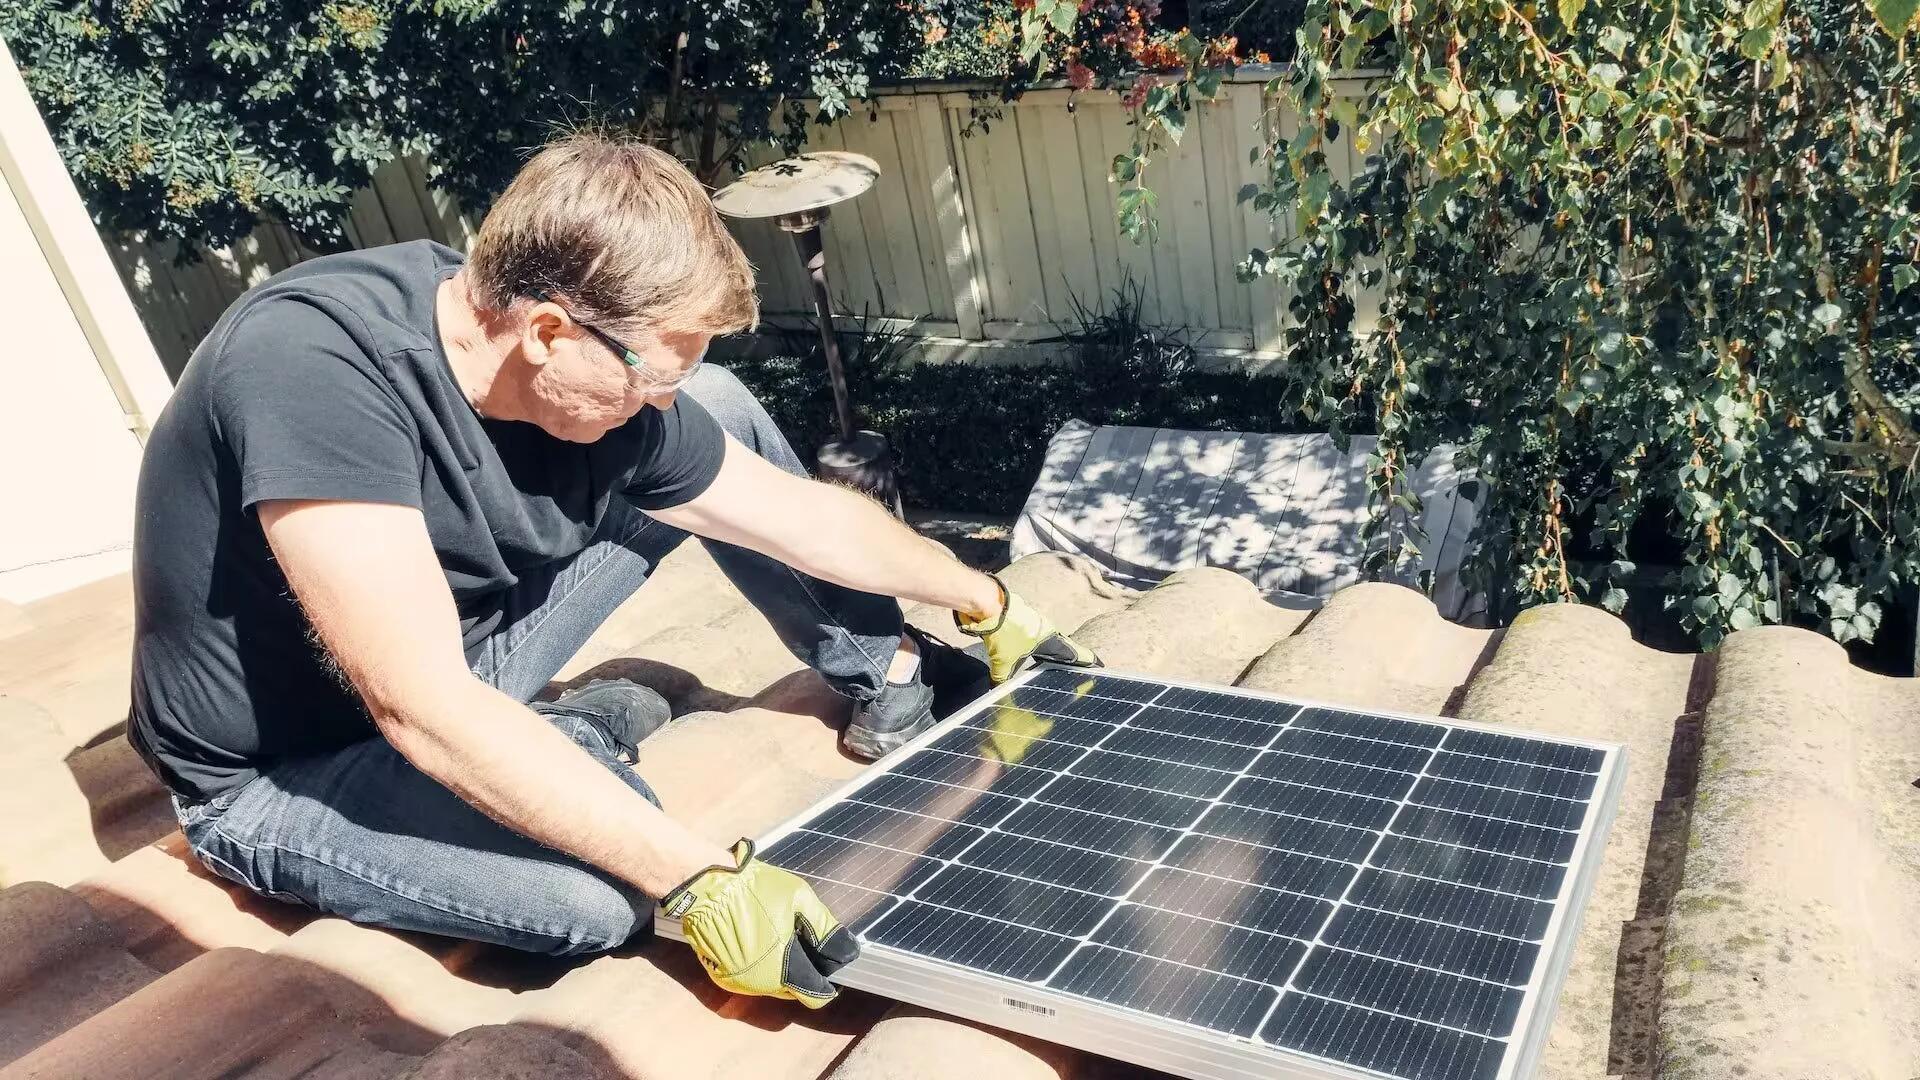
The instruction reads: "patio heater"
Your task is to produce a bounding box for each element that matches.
[712,151,903,516]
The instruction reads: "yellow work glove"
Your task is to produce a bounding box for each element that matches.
[661,839,859,1008]
[956,575,1101,683]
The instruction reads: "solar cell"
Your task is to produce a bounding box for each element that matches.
[660,666,1625,1080]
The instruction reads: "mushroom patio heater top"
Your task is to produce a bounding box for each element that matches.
[712,151,902,516]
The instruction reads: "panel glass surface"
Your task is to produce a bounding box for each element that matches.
[757,667,1613,1080]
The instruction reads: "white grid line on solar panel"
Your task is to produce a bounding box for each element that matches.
[781,804,1544,948]
[795,676,1592,1071]
[919,746,1236,805]
[1312,942,1520,992]
[1251,705,1445,1049]
[963,710,1279,754]
[938,723,1586,854]
[822,792,1371,916]
[867,919,1307,1050]
[1265,742,1592,805]
[845,751,1567,918]
[1064,888,1529,996]
[781,843,1509,1006]
[1182,810,1560,905]
[790,826,1120,902]
[1008,735,1249,782]
[859,751,1173,832]
[1028,744,1347,1008]
[971,698,1597,814]
[916,743,1556,839]
[1041,668,1603,779]
[1011,940,1517,1051]
[1279,986,1501,1044]
[1214,775,1575,864]
[1276,723,1598,782]
[1366,864,1553,904]
[991,690,1301,1027]
[814,799,1144,866]
[876,715,1569,919]
[863,684,1175,957]
[1014,681,1302,727]
[1328,892,1537,944]
[1351,714,1605,772]
[793,820,1337,950]
[773,773,1566,1059]
[1396,798,1584,840]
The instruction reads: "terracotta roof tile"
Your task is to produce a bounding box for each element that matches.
[1660,629,1920,1076]
[4,545,1919,1079]
[825,1006,1083,1079]
[5,946,408,1079]
[1239,581,1494,714]
[1452,602,1698,1077]
[0,882,158,1064]
[392,1024,618,1080]
[1070,566,1308,683]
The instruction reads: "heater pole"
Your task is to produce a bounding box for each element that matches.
[712,150,903,517]
[788,220,857,444]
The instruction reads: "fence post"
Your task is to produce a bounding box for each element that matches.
[912,95,985,340]
[1231,81,1286,356]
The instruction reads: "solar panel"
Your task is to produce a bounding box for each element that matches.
[658,666,1626,1080]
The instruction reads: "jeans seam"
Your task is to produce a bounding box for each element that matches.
[211,823,612,945]
[485,514,661,688]
[781,566,890,688]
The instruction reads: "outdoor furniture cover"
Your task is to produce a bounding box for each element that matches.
[1011,421,1484,622]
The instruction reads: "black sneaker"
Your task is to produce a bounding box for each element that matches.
[532,679,672,762]
[842,625,992,761]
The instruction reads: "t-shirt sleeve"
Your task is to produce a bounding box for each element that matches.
[208,299,423,511]
[621,394,727,510]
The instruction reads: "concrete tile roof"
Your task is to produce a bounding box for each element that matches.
[2,541,1917,1079]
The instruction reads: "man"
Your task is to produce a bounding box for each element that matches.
[127,133,1096,1007]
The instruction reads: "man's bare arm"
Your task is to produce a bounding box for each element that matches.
[649,435,1003,620]
[257,498,728,897]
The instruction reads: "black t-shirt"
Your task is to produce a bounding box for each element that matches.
[129,241,725,801]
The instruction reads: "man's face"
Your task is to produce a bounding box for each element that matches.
[520,303,710,442]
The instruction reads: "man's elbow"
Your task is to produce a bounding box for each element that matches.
[360,669,480,758]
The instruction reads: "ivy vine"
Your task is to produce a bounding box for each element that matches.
[1022,0,1919,647]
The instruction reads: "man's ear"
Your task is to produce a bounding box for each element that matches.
[520,302,568,368]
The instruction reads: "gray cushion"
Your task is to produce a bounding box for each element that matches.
[1010,421,1483,621]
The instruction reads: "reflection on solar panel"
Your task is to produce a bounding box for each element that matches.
[659,666,1626,1080]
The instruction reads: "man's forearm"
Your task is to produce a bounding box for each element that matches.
[771,482,1002,621]
[377,678,728,897]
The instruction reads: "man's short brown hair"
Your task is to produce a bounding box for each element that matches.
[466,133,758,339]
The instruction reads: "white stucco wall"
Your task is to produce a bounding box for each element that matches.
[0,178,145,600]
[0,38,172,603]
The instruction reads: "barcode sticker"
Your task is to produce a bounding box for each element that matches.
[1003,997,1056,1018]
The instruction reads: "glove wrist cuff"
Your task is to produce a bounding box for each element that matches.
[955,574,1010,637]
[662,838,755,916]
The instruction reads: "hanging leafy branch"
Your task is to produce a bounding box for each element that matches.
[1020,0,1920,647]
[0,1,934,250]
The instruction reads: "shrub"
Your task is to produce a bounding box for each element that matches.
[0,1,937,249]
[1021,0,1920,647]
[733,288,1305,514]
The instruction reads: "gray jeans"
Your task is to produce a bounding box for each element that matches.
[176,365,904,955]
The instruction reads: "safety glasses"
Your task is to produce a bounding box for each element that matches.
[529,289,703,394]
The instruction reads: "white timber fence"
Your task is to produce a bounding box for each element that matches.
[105,71,1375,377]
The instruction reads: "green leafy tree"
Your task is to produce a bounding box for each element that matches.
[1025,0,1920,647]
[0,1,932,250]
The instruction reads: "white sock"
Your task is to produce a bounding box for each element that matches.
[886,636,923,685]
